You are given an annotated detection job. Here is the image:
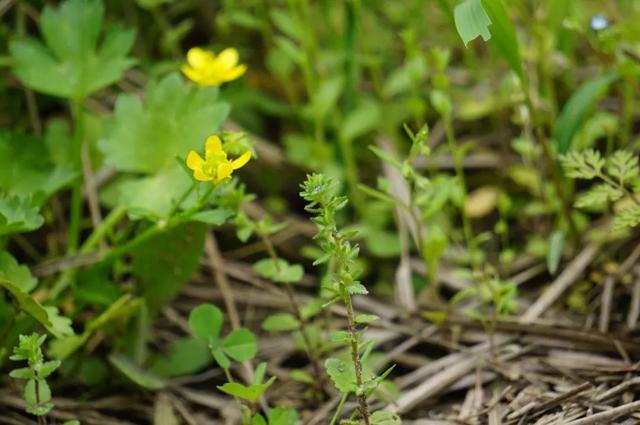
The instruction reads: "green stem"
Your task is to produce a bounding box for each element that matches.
[329,393,349,425]
[443,116,478,267]
[81,205,127,253]
[67,98,86,254]
[522,83,578,237]
[344,293,371,425]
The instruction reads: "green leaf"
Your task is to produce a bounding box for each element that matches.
[309,76,344,122]
[560,149,605,180]
[108,353,165,390]
[481,0,524,80]
[268,407,299,425]
[212,346,231,369]
[355,314,379,324]
[262,313,300,332]
[454,0,492,46]
[346,282,368,295]
[217,377,276,403]
[98,73,229,174]
[340,100,382,142]
[253,362,267,385]
[607,150,639,185]
[0,132,75,201]
[39,360,62,378]
[613,205,640,231]
[149,337,212,378]
[190,208,234,225]
[0,279,52,331]
[50,294,140,360]
[423,226,448,285]
[222,328,257,362]
[254,258,304,284]
[325,357,357,393]
[10,0,136,99]
[252,414,267,425]
[546,230,565,275]
[0,251,37,292]
[118,166,193,221]
[0,195,44,236]
[131,222,207,310]
[371,411,402,425]
[555,74,617,153]
[44,306,74,338]
[188,304,223,343]
[9,367,36,379]
[574,184,623,209]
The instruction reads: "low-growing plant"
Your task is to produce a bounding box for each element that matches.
[9,333,79,425]
[301,174,399,425]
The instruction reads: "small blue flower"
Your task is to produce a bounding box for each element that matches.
[591,15,608,31]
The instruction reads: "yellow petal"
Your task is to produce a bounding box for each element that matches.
[205,135,224,157]
[231,151,252,170]
[187,47,215,68]
[216,48,239,69]
[181,65,209,86]
[220,64,247,83]
[193,169,214,182]
[216,162,233,182]
[186,150,204,171]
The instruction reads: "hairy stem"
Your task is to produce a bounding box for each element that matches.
[344,293,371,425]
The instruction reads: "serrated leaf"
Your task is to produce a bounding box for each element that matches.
[188,304,223,343]
[10,0,136,99]
[222,328,257,362]
[0,251,37,292]
[98,73,229,174]
[108,353,165,390]
[44,306,74,338]
[0,132,75,201]
[574,184,623,209]
[613,205,640,231]
[555,74,617,154]
[560,149,605,180]
[325,357,357,393]
[262,313,300,332]
[607,150,639,185]
[0,195,44,236]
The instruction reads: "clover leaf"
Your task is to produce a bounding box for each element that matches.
[9,0,136,99]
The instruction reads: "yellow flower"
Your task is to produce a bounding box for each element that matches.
[181,47,247,87]
[186,135,252,183]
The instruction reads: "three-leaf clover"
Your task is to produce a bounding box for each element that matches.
[188,304,257,368]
